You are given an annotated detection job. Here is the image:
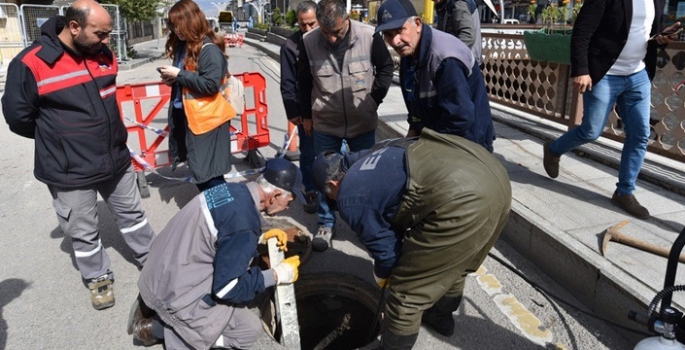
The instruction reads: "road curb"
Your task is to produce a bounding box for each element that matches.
[118,55,164,71]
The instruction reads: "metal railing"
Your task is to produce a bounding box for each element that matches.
[0,3,23,70]
[10,4,128,63]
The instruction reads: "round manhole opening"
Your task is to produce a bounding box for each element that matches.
[261,272,382,350]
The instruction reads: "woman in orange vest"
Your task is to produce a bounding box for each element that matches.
[157,0,233,191]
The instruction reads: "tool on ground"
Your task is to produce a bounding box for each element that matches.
[630,225,685,349]
[312,313,351,350]
[601,220,685,263]
[267,237,302,349]
[276,127,297,159]
[367,279,389,343]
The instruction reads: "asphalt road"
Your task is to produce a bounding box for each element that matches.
[0,42,639,350]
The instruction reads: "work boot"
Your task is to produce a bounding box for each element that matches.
[421,295,462,337]
[303,191,318,214]
[129,316,161,346]
[127,297,161,347]
[543,141,560,179]
[377,329,418,350]
[88,273,115,310]
[128,295,157,335]
[312,225,333,252]
[612,190,650,219]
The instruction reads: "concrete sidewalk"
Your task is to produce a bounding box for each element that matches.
[241,33,685,338]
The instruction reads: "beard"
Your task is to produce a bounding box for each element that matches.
[73,33,103,55]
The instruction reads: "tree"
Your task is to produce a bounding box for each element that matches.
[272,7,284,26]
[285,9,297,27]
[100,0,161,22]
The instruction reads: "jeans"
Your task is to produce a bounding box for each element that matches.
[298,124,316,192]
[549,69,651,196]
[313,130,376,227]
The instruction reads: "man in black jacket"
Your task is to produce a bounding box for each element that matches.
[280,0,319,214]
[543,0,680,219]
[2,0,155,310]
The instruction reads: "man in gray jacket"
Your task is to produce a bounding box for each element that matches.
[433,0,482,66]
[297,0,394,252]
[129,158,305,349]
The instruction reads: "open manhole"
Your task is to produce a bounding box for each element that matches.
[261,272,382,350]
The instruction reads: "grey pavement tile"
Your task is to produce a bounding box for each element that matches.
[494,153,532,175]
[582,177,684,220]
[494,123,532,141]
[492,136,519,150]
[569,223,685,308]
[555,155,618,183]
[512,180,624,231]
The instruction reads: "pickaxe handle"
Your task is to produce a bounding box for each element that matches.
[610,229,685,263]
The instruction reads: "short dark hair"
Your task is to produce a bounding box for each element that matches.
[317,0,347,30]
[64,6,90,27]
[311,151,345,193]
[296,0,318,16]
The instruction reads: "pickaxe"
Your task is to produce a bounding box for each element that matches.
[601,220,685,263]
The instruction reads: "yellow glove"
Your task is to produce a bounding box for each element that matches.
[259,229,288,252]
[274,255,300,285]
[374,273,390,289]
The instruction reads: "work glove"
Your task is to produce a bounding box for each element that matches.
[374,273,390,289]
[259,229,288,252]
[274,255,300,285]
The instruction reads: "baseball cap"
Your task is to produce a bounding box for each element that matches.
[375,0,418,34]
[262,158,307,204]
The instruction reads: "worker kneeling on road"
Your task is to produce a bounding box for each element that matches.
[311,129,512,349]
[129,158,306,349]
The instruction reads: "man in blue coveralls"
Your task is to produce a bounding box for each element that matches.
[312,129,512,349]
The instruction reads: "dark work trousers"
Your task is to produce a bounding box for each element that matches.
[386,129,512,336]
[48,165,155,281]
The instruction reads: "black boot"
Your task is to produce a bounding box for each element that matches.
[128,295,162,346]
[421,295,462,337]
[377,328,419,350]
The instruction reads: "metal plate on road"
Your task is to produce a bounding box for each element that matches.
[268,238,302,349]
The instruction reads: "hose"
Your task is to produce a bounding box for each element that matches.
[648,285,685,318]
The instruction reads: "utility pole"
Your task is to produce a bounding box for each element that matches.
[211,1,231,16]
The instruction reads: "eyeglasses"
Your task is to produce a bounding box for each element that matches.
[168,22,176,31]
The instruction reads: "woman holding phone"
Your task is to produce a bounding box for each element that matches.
[157,0,232,191]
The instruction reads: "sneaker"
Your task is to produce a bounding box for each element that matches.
[303,191,319,214]
[543,141,560,179]
[612,190,650,219]
[312,226,333,252]
[88,274,115,310]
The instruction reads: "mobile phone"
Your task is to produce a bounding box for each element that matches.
[156,67,163,73]
[650,27,683,40]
